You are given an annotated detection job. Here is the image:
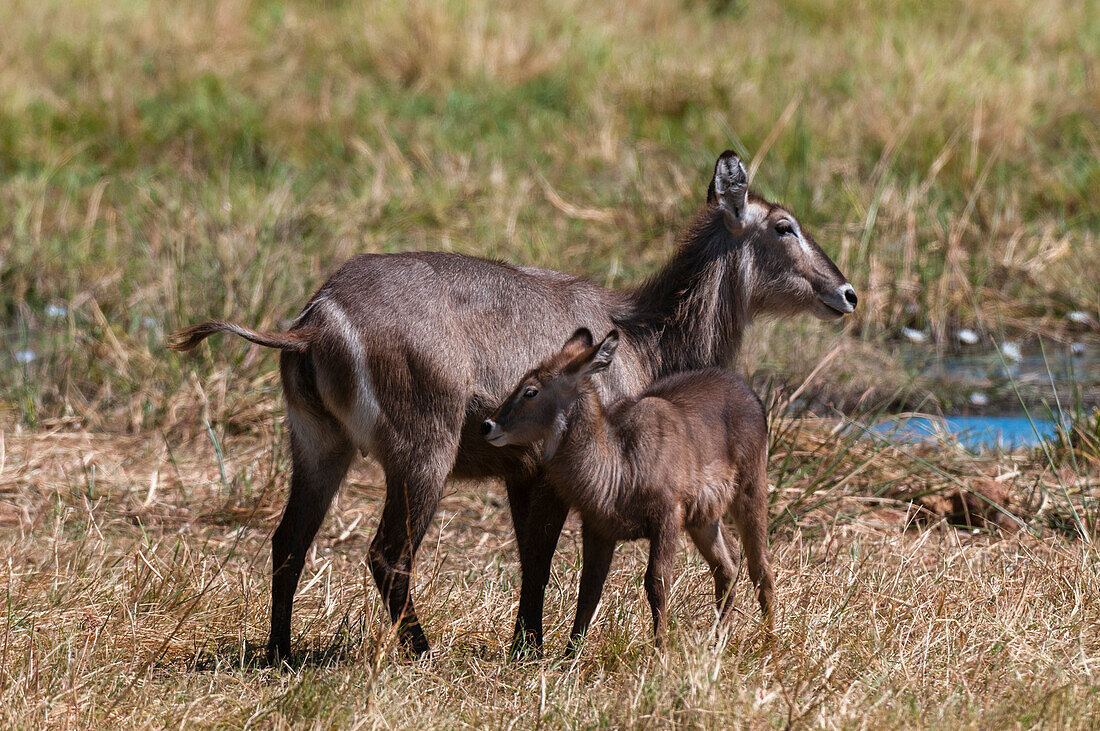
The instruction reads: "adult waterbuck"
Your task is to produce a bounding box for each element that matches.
[168,151,856,662]
[483,329,772,651]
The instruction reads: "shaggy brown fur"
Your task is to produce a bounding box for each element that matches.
[484,330,773,649]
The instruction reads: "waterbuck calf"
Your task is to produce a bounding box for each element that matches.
[168,151,855,662]
[483,329,771,649]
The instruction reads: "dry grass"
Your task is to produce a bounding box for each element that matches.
[1,413,1097,728]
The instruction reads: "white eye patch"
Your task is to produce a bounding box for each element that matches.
[774,215,814,255]
[794,225,813,255]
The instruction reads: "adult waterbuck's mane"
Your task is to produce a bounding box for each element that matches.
[618,206,752,377]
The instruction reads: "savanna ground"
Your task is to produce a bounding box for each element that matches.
[1,0,1099,727]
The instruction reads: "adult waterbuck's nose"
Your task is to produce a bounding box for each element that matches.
[821,283,858,315]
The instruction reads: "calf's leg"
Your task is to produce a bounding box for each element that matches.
[732,456,775,630]
[687,520,738,627]
[567,528,616,654]
[644,524,678,648]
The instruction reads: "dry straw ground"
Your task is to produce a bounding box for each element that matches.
[0,414,1097,727]
[1,0,1099,727]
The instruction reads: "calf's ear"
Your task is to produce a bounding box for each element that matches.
[576,330,619,377]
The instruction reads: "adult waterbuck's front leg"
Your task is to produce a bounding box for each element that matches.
[507,473,569,658]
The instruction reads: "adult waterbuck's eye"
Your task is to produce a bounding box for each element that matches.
[775,220,796,237]
[523,386,539,399]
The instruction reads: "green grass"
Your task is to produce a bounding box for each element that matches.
[2,0,1098,427]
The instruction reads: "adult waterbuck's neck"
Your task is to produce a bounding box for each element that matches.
[618,151,857,378]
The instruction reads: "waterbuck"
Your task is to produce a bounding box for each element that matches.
[482,329,771,650]
[168,151,856,662]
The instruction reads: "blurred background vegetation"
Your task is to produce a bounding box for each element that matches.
[1,0,1097,431]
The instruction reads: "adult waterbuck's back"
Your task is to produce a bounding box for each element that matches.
[168,151,857,662]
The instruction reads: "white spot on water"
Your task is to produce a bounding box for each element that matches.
[969,392,989,406]
[1066,311,1091,325]
[1070,342,1086,357]
[901,327,926,344]
[957,328,979,346]
[999,342,1022,362]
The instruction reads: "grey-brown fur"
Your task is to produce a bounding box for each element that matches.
[483,329,773,650]
[168,151,854,662]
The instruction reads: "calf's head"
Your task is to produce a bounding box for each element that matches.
[482,329,619,459]
[708,150,857,321]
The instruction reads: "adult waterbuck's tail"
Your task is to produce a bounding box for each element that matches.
[167,320,314,352]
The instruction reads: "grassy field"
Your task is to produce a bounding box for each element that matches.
[1,0,1099,727]
[1,418,1097,727]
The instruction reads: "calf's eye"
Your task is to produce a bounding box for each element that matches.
[523,387,539,399]
[776,221,795,237]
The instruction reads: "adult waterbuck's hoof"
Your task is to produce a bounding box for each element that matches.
[265,639,292,669]
[508,632,544,663]
[395,617,433,660]
[402,636,433,660]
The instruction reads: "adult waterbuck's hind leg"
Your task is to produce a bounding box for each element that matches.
[268,409,356,664]
[368,418,462,658]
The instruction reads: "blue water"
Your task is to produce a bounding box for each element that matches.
[871,415,1061,451]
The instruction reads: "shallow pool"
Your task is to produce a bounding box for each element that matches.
[871,415,1061,451]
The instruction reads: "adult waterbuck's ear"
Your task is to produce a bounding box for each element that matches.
[707,150,749,226]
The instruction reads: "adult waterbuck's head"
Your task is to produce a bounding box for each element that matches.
[707,150,857,321]
[625,150,857,375]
